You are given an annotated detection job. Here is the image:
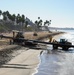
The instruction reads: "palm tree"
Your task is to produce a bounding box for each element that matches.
[2,11,7,20]
[16,14,20,24]
[44,20,51,26]
[12,14,16,21]
[34,20,38,36]
[34,17,43,36]
[6,11,10,16]
[21,14,25,31]
[5,11,12,20]
[35,17,43,30]
[16,14,26,31]
[38,19,43,28]
[0,10,2,18]
[44,20,51,32]
[35,19,42,32]
[35,20,38,24]
[21,15,25,23]
[25,21,28,29]
[35,20,38,31]
[11,14,17,27]
[38,17,40,19]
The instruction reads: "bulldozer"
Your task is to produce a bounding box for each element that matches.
[53,39,72,50]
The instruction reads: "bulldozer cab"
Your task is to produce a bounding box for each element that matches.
[15,32,24,38]
[60,39,67,43]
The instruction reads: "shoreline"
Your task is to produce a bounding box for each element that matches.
[31,32,65,75]
[32,54,41,75]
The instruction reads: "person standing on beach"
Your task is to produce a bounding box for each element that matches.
[49,36,53,42]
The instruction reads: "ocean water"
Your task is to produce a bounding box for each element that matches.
[34,29,74,75]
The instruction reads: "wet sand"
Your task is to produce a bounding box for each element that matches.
[0,31,64,75]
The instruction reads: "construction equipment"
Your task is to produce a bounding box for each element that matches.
[53,39,72,50]
[0,31,37,46]
[0,32,74,50]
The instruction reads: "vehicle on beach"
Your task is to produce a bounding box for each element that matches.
[53,39,72,50]
[0,31,74,50]
[0,31,37,46]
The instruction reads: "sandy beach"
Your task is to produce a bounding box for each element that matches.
[0,31,64,75]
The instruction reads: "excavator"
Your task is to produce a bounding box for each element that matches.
[0,31,37,46]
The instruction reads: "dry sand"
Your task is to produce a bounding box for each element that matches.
[0,49,42,75]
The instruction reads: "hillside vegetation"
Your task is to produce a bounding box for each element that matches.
[0,10,51,32]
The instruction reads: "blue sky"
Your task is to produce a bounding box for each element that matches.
[0,0,74,28]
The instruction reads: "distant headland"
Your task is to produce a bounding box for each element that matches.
[50,27,74,30]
